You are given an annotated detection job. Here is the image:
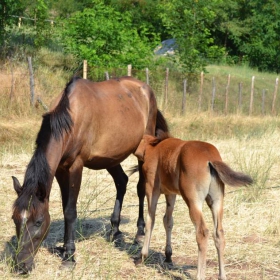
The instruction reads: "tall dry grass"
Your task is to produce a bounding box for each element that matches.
[1,63,280,279]
[1,112,280,279]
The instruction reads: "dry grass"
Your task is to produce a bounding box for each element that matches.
[1,113,280,279]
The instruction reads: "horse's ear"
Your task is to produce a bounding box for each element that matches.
[12,176,22,196]
[134,138,147,161]
[36,185,47,202]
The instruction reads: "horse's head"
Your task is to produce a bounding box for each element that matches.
[12,176,50,274]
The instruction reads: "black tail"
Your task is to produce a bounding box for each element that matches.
[156,110,169,134]
[127,165,139,177]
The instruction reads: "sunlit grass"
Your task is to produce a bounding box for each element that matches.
[1,63,280,279]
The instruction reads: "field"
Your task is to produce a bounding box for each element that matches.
[1,63,280,279]
[1,113,280,280]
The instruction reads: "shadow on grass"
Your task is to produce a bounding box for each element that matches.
[1,216,195,279]
[113,236,195,280]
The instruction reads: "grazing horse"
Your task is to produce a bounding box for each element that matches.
[132,131,253,280]
[11,76,169,274]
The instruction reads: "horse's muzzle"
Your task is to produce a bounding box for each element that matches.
[14,259,35,275]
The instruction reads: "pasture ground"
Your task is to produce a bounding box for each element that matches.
[1,114,280,279]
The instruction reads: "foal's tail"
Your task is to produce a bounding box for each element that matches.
[210,161,253,187]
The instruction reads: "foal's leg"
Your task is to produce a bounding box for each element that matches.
[55,159,83,266]
[206,191,226,280]
[135,160,145,243]
[107,164,128,240]
[180,187,209,280]
[141,182,161,261]
[163,194,176,263]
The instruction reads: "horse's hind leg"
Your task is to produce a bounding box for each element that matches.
[163,194,176,263]
[55,159,83,267]
[135,160,145,244]
[206,187,226,280]
[107,164,128,240]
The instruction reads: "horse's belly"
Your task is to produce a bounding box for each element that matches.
[84,157,123,170]
[84,148,133,170]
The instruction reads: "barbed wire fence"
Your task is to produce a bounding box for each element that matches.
[0,57,279,116]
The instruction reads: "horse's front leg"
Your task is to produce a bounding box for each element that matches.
[55,159,83,268]
[135,160,145,244]
[107,164,128,240]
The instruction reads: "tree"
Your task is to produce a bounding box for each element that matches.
[213,0,280,72]
[158,0,225,73]
[0,0,25,56]
[61,1,157,68]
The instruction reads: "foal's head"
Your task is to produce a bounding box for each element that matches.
[12,176,50,274]
[135,129,171,161]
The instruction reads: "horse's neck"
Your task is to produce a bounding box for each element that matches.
[45,137,64,178]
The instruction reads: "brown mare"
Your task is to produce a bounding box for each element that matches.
[132,131,253,280]
[11,76,169,274]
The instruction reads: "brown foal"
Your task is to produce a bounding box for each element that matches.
[133,131,253,280]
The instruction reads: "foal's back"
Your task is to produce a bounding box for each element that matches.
[145,138,223,195]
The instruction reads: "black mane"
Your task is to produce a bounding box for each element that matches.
[14,77,79,211]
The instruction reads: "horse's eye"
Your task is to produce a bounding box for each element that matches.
[35,220,43,227]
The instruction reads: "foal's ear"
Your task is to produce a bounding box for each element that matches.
[12,176,22,196]
[134,138,147,161]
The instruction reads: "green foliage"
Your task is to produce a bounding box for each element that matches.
[1,0,280,73]
[214,0,280,72]
[61,1,157,68]
[158,0,225,73]
[0,0,25,56]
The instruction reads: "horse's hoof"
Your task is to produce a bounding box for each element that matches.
[108,230,122,242]
[163,260,173,269]
[60,260,76,271]
[52,246,65,257]
[134,234,144,246]
[164,257,173,264]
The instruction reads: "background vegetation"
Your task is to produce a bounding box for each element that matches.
[1,0,280,72]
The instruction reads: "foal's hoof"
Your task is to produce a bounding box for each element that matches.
[134,257,143,266]
[60,260,76,271]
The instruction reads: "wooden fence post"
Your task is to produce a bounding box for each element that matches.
[198,72,203,111]
[272,77,279,115]
[262,89,266,115]
[127,64,132,76]
[105,71,109,80]
[164,68,169,108]
[238,82,242,113]
[249,76,255,115]
[181,79,187,115]
[225,74,230,114]
[211,77,216,112]
[27,56,35,107]
[37,96,49,111]
[83,60,87,79]
[9,59,15,101]
[146,68,149,85]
